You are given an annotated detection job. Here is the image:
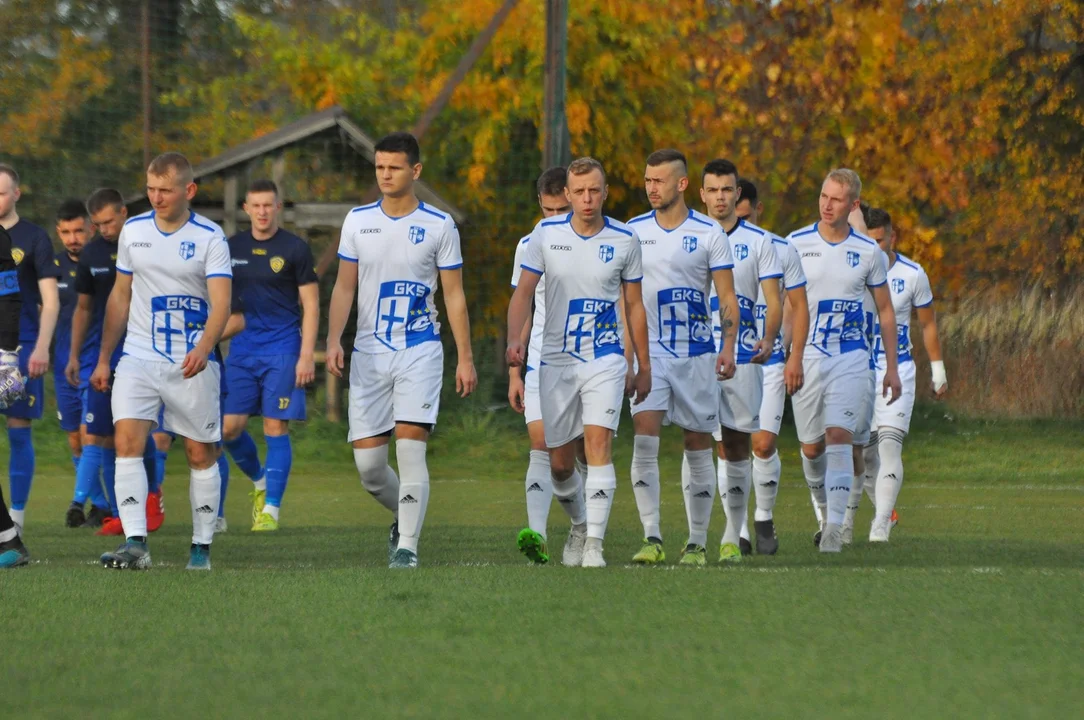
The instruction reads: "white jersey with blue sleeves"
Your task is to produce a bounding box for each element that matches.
[756,233,806,367]
[873,253,933,370]
[789,223,887,359]
[627,209,733,360]
[520,214,642,366]
[511,233,546,370]
[712,219,783,365]
[337,200,462,355]
[115,210,232,364]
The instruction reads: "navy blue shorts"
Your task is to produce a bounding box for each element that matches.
[2,345,44,420]
[55,373,85,432]
[84,385,115,437]
[223,354,306,421]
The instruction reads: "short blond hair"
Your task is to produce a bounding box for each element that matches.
[568,157,606,185]
[825,168,861,202]
[148,152,194,185]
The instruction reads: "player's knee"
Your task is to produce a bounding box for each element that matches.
[752,432,777,459]
[720,428,750,461]
[221,418,246,443]
[632,434,660,462]
[184,441,217,470]
[682,431,712,453]
[824,426,851,446]
[263,418,289,437]
[353,446,390,494]
[801,441,825,460]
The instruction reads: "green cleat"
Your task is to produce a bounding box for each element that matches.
[718,542,742,564]
[389,547,418,569]
[186,543,212,571]
[248,487,266,526]
[517,528,550,564]
[101,540,152,570]
[251,512,279,532]
[632,538,666,564]
[679,544,707,567]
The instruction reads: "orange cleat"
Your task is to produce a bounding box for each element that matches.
[146,491,165,532]
[890,508,899,528]
[96,516,124,536]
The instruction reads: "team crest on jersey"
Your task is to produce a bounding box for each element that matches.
[408,226,426,245]
[891,278,905,294]
[682,236,697,253]
[179,241,196,261]
[11,248,24,265]
[270,256,285,273]
[598,245,614,263]
[846,250,860,268]
[734,243,749,261]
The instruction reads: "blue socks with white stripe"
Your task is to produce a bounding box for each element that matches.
[264,434,292,508]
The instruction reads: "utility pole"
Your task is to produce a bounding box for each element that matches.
[141,0,152,169]
[543,0,570,169]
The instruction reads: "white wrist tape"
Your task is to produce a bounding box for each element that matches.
[930,360,947,391]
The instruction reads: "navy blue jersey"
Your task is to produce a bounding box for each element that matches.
[74,236,122,369]
[8,219,61,343]
[0,225,20,349]
[54,251,80,368]
[228,229,317,356]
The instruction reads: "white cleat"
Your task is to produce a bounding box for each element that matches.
[869,517,891,543]
[841,508,857,545]
[562,526,587,567]
[215,517,228,533]
[581,544,606,568]
[819,523,843,553]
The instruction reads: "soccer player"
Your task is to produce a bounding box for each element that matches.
[861,207,947,541]
[508,156,651,568]
[328,132,477,569]
[1,223,31,567]
[623,150,738,567]
[93,152,233,571]
[787,169,901,552]
[0,163,61,532]
[509,166,580,564]
[699,163,798,561]
[221,179,319,532]
[732,179,809,554]
[54,200,90,497]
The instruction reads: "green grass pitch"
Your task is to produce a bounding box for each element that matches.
[2,406,1082,718]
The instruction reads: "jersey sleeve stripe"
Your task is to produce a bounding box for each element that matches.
[206,273,232,279]
[760,272,784,280]
[914,299,933,308]
[785,280,807,290]
[116,267,133,275]
[189,216,219,234]
[867,280,887,288]
[337,252,358,262]
[437,263,463,270]
[520,264,543,276]
[623,276,643,283]
[710,263,735,271]
[417,203,448,220]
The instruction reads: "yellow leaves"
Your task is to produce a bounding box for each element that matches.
[766,64,781,83]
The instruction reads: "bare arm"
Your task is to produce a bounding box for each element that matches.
[506,271,540,367]
[296,282,320,386]
[66,293,93,386]
[783,284,809,394]
[183,276,232,379]
[325,259,358,378]
[222,311,246,341]
[872,284,902,403]
[439,267,477,397]
[711,267,738,378]
[753,276,783,363]
[917,304,947,397]
[28,277,59,377]
[90,272,132,391]
[623,281,650,371]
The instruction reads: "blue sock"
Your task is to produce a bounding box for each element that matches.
[73,445,103,505]
[72,454,80,474]
[155,449,168,489]
[102,448,118,515]
[264,434,292,508]
[143,440,159,493]
[224,431,264,482]
[217,452,230,518]
[7,427,34,511]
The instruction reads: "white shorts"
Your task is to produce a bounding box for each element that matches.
[713,363,764,437]
[112,355,222,443]
[757,363,787,436]
[790,351,870,444]
[853,366,876,446]
[874,360,917,434]
[539,354,626,449]
[524,368,542,426]
[630,355,718,433]
[348,343,443,442]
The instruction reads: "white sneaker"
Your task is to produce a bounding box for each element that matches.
[581,544,606,568]
[869,517,891,543]
[562,525,586,567]
[819,523,843,553]
[841,507,857,545]
[215,516,228,533]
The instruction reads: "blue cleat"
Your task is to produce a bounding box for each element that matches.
[0,538,30,568]
[387,521,400,564]
[186,543,212,571]
[101,540,152,570]
[389,547,418,569]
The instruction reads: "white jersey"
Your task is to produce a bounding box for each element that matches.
[873,253,933,369]
[755,234,806,367]
[338,200,462,354]
[511,233,545,370]
[520,214,642,366]
[716,220,783,364]
[788,223,887,360]
[115,210,232,364]
[627,209,733,360]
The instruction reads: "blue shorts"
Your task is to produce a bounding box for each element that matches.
[2,345,44,420]
[55,373,86,432]
[223,354,306,421]
[84,386,115,437]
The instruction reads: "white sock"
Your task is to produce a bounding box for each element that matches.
[630,435,661,540]
[353,446,400,515]
[584,464,617,540]
[721,458,751,546]
[395,439,430,554]
[863,440,880,510]
[115,456,149,538]
[875,428,906,522]
[525,449,553,539]
[190,464,221,545]
[262,504,280,521]
[715,457,728,508]
[824,444,852,526]
[846,449,866,519]
[575,456,589,485]
[9,508,24,531]
[752,452,781,522]
[0,527,16,543]
[802,452,827,506]
[253,478,267,492]
[552,469,587,526]
[683,449,715,547]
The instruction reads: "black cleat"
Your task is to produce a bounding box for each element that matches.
[813,530,823,547]
[82,505,110,528]
[738,537,753,556]
[387,521,400,564]
[754,519,778,555]
[65,503,86,528]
